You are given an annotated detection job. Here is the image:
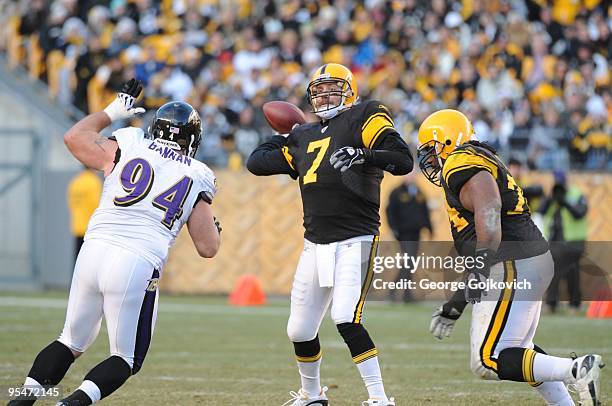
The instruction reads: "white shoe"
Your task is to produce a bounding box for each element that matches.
[566,354,604,406]
[282,386,328,406]
[362,397,395,406]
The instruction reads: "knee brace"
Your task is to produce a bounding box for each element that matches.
[287,318,318,343]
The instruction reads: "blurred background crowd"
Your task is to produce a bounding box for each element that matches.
[1,0,610,170]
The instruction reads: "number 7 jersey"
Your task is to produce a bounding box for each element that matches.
[86,127,217,269]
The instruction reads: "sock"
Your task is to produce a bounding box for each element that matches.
[533,382,574,406]
[337,323,387,400]
[356,356,386,400]
[497,347,572,383]
[297,359,322,398]
[532,353,573,382]
[24,377,43,391]
[77,380,101,403]
[82,356,132,400]
[293,336,322,397]
[27,341,75,386]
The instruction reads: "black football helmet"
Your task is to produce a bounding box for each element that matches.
[148,101,202,157]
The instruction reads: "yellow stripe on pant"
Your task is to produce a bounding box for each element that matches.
[352,348,379,364]
[296,351,322,363]
[479,260,516,373]
[522,348,542,386]
[352,236,379,324]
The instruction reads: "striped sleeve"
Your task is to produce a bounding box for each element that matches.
[360,102,396,149]
[442,150,499,194]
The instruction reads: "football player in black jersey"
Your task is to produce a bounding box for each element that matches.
[418,109,603,406]
[248,63,412,405]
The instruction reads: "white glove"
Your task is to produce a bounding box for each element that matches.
[103,78,145,122]
[429,304,462,340]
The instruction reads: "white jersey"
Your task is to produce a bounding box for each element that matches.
[86,127,217,269]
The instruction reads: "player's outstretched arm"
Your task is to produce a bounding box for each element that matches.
[64,78,145,176]
[459,170,502,303]
[187,200,221,258]
[246,135,298,178]
[64,112,116,174]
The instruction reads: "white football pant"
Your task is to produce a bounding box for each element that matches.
[287,235,378,342]
[58,239,160,373]
[470,251,554,379]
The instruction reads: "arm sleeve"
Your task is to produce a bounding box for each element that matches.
[193,166,218,207]
[246,135,299,179]
[359,101,397,149]
[363,132,414,175]
[442,151,499,195]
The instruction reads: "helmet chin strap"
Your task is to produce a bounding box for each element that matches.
[187,134,195,157]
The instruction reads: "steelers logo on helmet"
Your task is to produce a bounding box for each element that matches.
[307,63,358,120]
[417,109,475,186]
[149,101,203,157]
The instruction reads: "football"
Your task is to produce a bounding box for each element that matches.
[262,101,307,134]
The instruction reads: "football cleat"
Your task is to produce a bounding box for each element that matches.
[282,386,329,406]
[566,354,604,406]
[7,400,35,406]
[362,397,395,406]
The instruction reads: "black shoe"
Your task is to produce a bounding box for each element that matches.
[55,390,92,406]
[7,400,35,406]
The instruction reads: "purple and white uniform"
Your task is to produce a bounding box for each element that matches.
[59,127,216,372]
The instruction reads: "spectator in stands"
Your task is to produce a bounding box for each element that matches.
[386,172,432,303]
[507,157,544,209]
[2,0,610,172]
[529,104,571,170]
[67,166,102,267]
[538,170,588,314]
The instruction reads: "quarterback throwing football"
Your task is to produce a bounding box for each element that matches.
[419,109,603,406]
[8,80,220,406]
[248,63,413,405]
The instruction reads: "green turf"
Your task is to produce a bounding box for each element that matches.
[0,292,609,405]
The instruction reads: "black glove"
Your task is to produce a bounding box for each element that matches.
[465,248,494,304]
[120,78,143,98]
[329,146,367,172]
[214,216,222,234]
[103,78,145,122]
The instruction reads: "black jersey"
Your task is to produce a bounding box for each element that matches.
[280,100,402,243]
[441,142,548,261]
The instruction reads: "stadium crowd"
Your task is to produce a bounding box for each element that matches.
[1,0,610,170]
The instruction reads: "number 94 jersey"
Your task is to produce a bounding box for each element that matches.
[86,127,217,269]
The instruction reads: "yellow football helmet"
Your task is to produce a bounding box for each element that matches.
[417,109,475,186]
[307,63,358,120]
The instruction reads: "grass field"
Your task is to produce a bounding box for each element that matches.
[0,292,609,405]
